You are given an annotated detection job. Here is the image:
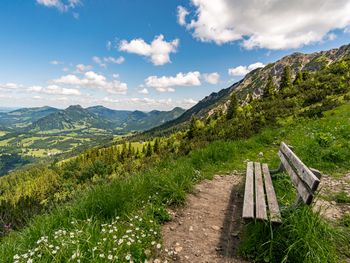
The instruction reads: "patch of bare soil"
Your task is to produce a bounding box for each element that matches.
[315,173,350,220]
[159,173,249,263]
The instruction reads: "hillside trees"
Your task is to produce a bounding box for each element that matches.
[263,76,276,98]
[226,92,239,120]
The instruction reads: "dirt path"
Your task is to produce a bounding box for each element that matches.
[160,173,249,263]
[315,173,350,220]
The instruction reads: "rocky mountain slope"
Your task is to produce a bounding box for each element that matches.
[148,43,350,135]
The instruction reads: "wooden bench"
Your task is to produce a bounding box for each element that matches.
[242,142,322,223]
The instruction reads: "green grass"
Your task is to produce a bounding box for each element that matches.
[1,103,350,262]
[334,191,350,204]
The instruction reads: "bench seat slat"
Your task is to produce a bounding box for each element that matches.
[280,142,320,191]
[242,162,254,219]
[278,151,313,204]
[255,162,267,220]
[262,164,281,223]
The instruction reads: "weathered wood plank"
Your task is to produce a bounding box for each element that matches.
[280,142,320,191]
[310,168,322,180]
[262,163,281,223]
[278,151,313,204]
[242,162,254,219]
[254,162,267,220]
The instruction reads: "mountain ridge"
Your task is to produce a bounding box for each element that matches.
[146,43,350,135]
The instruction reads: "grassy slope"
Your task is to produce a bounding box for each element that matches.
[1,103,350,262]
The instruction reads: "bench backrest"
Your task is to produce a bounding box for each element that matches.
[278,142,321,205]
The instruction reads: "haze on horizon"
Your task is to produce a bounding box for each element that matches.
[1,0,350,111]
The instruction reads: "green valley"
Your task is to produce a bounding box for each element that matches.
[0,105,185,176]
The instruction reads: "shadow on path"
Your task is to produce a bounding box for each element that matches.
[218,181,245,260]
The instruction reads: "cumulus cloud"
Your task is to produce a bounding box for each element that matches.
[36,0,81,12]
[28,85,81,96]
[119,35,179,66]
[177,6,189,26]
[144,71,201,92]
[52,71,128,94]
[228,62,265,76]
[202,72,220,84]
[178,0,350,49]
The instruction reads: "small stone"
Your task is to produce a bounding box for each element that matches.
[211,225,220,231]
[175,246,183,253]
[170,226,175,231]
[184,256,189,260]
[189,226,193,231]
[259,152,264,157]
[154,259,161,263]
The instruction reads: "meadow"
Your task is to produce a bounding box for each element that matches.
[1,102,349,262]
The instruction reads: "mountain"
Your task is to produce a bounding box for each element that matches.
[148,43,350,134]
[123,107,186,131]
[29,105,104,131]
[0,106,59,129]
[25,105,186,133]
[86,106,131,123]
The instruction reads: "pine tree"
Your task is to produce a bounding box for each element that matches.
[127,142,132,157]
[153,138,160,154]
[187,116,197,139]
[226,92,239,120]
[263,76,276,98]
[279,65,292,90]
[293,71,303,86]
[145,142,152,157]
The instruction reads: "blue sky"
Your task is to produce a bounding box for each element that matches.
[0,0,350,110]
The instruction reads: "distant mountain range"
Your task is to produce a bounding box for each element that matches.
[0,105,185,133]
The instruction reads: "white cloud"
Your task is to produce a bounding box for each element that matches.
[144,71,201,92]
[36,0,81,12]
[202,72,220,84]
[28,85,81,96]
[52,71,128,94]
[50,60,63,65]
[177,6,189,26]
[75,64,93,73]
[0,83,21,90]
[179,0,350,49]
[183,98,198,106]
[138,88,149,95]
[100,97,197,110]
[92,56,107,68]
[92,56,125,67]
[228,62,265,76]
[104,56,125,64]
[119,35,179,66]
